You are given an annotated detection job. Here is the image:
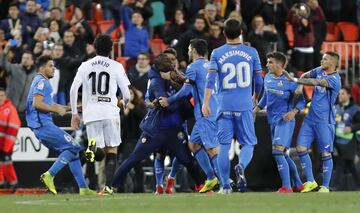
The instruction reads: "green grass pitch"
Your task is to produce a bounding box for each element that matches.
[2,192,360,213]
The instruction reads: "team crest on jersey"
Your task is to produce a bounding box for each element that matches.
[64,134,72,142]
[141,137,147,144]
[277,81,283,87]
[37,80,45,90]
[343,113,350,121]
[177,132,185,141]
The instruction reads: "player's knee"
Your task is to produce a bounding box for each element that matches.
[188,142,201,153]
[296,146,307,153]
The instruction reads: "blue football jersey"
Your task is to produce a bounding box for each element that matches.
[258,73,304,124]
[306,67,341,124]
[209,43,262,112]
[26,74,54,128]
[187,58,217,120]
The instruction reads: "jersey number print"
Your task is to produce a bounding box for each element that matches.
[222,62,251,89]
[89,71,110,95]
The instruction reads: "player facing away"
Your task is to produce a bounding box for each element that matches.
[253,52,305,193]
[70,35,131,194]
[202,18,263,194]
[284,51,341,193]
[159,39,220,193]
[26,55,96,195]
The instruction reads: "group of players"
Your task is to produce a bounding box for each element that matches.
[25,18,341,195]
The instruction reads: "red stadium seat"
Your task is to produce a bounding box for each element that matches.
[150,38,168,57]
[325,22,340,41]
[337,22,359,42]
[97,20,120,40]
[285,22,294,48]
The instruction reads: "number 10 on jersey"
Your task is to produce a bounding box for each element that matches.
[89,71,110,95]
[221,62,251,89]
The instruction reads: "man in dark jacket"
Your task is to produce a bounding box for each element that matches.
[175,16,207,69]
[110,53,203,194]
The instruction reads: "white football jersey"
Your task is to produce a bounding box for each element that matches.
[73,55,130,124]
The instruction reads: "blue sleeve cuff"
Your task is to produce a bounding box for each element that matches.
[168,84,192,104]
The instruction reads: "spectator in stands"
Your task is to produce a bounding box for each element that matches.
[65,7,94,44]
[121,4,149,68]
[228,10,248,35]
[69,0,93,20]
[49,0,66,12]
[0,3,27,43]
[246,15,277,69]
[119,86,147,192]
[49,20,61,42]
[175,15,206,69]
[207,23,226,55]
[0,87,21,190]
[332,87,360,190]
[256,0,289,52]
[286,2,325,73]
[45,7,70,34]
[199,3,224,32]
[127,52,152,95]
[308,0,326,67]
[0,45,36,113]
[61,30,87,103]
[32,41,44,58]
[133,0,153,26]
[163,9,188,46]
[23,0,42,40]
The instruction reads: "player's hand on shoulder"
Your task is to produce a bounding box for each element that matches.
[159,97,169,107]
[71,114,81,130]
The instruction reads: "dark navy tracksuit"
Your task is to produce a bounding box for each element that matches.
[112,69,202,187]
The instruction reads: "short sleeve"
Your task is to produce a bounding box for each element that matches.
[185,65,196,81]
[209,49,219,71]
[326,73,341,91]
[309,68,318,78]
[33,79,47,96]
[252,49,262,71]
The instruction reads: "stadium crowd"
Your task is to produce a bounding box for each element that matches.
[1,0,360,193]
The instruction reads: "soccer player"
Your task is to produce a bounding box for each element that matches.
[111,53,203,194]
[69,35,131,194]
[253,52,305,193]
[202,18,263,193]
[26,55,96,195]
[284,51,341,193]
[159,39,220,193]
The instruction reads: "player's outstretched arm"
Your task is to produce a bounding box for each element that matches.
[159,82,193,107]
[33,94,66,116]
